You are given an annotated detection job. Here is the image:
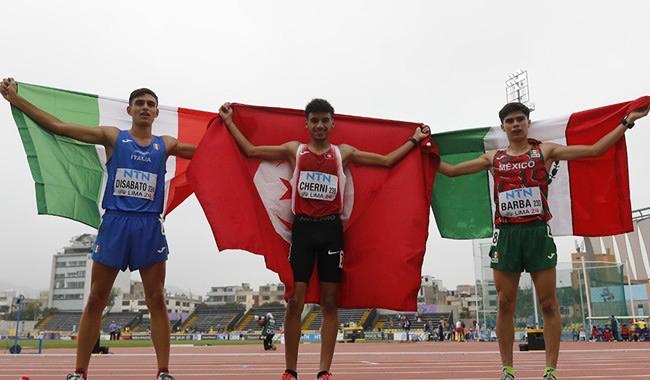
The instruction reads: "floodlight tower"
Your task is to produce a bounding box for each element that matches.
[505,69,535,111]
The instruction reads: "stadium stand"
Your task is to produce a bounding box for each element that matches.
[180,304,245,333]
[100,312,142,333]
[303,307,375,330]
[35,311,82,332]
[373,312,451,331]
[131,316,182,332]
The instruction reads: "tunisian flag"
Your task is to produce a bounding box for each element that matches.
[188,104,438,311]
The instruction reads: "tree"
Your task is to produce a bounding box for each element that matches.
[0,305,9,317]
[5,300,42,320]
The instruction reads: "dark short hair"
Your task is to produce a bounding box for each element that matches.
[499,102,530,122]
[129,88,158,106]
[305,98,334,118]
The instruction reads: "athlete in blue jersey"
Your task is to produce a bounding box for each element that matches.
[1,78,196,380]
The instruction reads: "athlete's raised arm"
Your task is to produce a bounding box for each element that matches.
[340,125,430,167]
[219,102,298,161]
[1,78,118,147]
[438,152,494,177]
[162,136,197,159]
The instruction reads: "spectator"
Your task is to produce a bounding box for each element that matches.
[610,315,619,341]
[259,313,277,351]
[471,320,479,341]
[423,320,432,341]
[447,321,455,341]
[621,324,629,341]
[631,324,640,341]
[603,327,613,342]
[639,323,648,342]
[456,320,464,342]
[579,328,586,342]
[591,325,599,342]
[403,317,412,342]
[437,321,445,342]
[108,321,120,341]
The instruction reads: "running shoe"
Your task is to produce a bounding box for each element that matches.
[282,370,298,380]
[157,373,175,380]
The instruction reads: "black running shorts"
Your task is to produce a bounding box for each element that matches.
[289,214,344,283]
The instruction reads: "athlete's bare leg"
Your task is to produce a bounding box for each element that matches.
[532,267,561,368]
[494,269,522,368]
[284,282,308,372]
[74,261,119,369]
[140,261,170,370]
[319,282,339,372]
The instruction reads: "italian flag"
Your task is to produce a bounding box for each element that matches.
[431,97,650,239]
[10,83,213,228]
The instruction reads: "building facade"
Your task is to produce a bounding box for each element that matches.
[48,234,130,311]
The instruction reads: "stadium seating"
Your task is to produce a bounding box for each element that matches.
[100,312,142,333]
[303,307,374,330]
[131,316,183,332]
[181,304,245,333]
[373,312,451,331]
[35,311,82,332]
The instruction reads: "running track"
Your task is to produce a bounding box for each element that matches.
[2,341,649,379]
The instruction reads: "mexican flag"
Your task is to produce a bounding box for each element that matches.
[188,104,438,310]
[431,97,650,239]
[10,83,212,228]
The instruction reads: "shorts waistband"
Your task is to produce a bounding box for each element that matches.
[295,214,339,222]
[496,220,547,229]
[104,210,162,218]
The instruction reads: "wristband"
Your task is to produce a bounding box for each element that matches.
[408,137,418,146]
[621,118,634,129]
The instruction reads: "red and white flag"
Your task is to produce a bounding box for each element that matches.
[188,104,438,311]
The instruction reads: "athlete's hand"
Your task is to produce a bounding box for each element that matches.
[627,105,650,123]
[413,124,431,142]
[0,78,18,103]
[219,102,234,124]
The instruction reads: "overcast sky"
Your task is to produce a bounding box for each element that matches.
[1,1,649,298]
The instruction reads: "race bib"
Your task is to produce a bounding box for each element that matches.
[498,186,543,218]
[113,168,157,200]
[298,171,338,201]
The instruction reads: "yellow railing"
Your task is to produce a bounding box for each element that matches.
[301,311,317,330]
[358,310,370,326]
[34,315,53,330]
[235,314,253,331]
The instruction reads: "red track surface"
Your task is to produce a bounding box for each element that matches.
[2,341,649,379]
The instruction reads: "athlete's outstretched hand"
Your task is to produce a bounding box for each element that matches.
[0,78,18,103]
[413,124,431,142]
[627,105,650,124]
[219,102,234,124]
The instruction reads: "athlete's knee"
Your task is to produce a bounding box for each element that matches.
[539,296,559,316]
[286,297,304,317]
[85,291,110,314]
[320,297,337,317]
[497,292,517,314]
[145,288,166,310]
